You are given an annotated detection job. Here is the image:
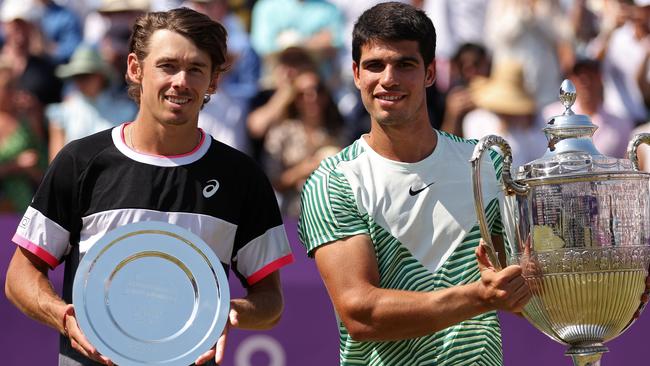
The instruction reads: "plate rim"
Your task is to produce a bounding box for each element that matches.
[72,221,230,366]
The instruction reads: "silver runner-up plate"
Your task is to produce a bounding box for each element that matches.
[72,221,230,366]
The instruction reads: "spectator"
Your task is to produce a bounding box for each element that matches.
[543,58,634,158]
[250,0,343,58]
[98,25,132,96]
[440,42,491,136]
[422,0,491,91]
[1,0,63,141]
[46,45,137,160]
[249,0,344,91]
[263,70,344,217]
[247,46,318,162]
[569,0,600,57]
[38,0,83,65]
[463,59,546,167]
[484,0,574,108]
[199,89,250,153]
[185,0,260,103]
[589,0,650,124]
[0,59,44,213]
[84,0,150,46]
[185,0,260,153]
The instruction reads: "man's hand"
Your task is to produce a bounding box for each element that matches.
[195,308,240,365]
[62,304,114,366]
[475,243,531,313]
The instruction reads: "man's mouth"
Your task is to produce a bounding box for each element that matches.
[376,95,405,101]
[165,95,191,105]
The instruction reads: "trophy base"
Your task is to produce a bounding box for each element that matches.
[565,343,607,366]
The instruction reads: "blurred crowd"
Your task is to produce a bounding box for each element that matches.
[0,0,649,218]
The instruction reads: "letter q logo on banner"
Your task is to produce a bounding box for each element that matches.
[235,335,286,366]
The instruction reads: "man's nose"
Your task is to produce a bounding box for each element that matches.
[380,65,398,87]
[171,71,189,89]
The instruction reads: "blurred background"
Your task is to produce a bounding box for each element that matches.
[1,0,650,364]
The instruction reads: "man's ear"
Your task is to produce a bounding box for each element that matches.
[207,73,220,94]
[126,53,142,84]
[424,60,436,88]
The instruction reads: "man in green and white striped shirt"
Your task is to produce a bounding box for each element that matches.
[298,3,531,365]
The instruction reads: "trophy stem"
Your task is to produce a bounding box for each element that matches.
[566,344,607,366]
[570,354,602,366]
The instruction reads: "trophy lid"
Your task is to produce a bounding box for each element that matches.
[516,80,633,180]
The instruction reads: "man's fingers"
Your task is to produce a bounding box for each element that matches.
[498,264,523,282]
[65,308,113,365]
[66,316,97,355]
[214,314,235,365]
[513,280,532,304]
[214,331,228,364]
[229,309,240,327]
[475,243,493,271]
[195,311,234,365]
[194,347,216,365]
[69,337,112,366]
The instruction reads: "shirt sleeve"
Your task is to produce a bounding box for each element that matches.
[12,147,80,268]
[298,160,369,257]
[230,163,293,287]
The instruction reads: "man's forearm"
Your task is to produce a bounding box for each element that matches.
[230,272,284,330]
[5,247,68,335]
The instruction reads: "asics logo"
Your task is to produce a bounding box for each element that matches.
[408,182,435,196]
[203,179,220,198]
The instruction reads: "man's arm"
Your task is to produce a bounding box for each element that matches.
[314,234,530,342]
[195,271,284,365]
[5,247,67,333]
[231,271,284,330]
[5,247,113,365]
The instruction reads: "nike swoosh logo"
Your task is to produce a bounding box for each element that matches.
[409,182,435,196]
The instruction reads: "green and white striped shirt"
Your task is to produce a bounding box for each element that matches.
[298,131,506,366]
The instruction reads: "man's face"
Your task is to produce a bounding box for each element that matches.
[128,29,217,126]
[570,66,603,106]
[352,39,435,127]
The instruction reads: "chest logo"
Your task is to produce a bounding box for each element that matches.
[409,182,435,196]
[203,179,220,198]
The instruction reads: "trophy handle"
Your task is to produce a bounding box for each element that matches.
[470,135,529,271]
[627,133,650,171]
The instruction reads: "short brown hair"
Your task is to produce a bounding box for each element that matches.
[126,7,228,104]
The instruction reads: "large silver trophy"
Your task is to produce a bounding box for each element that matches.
[470,80,650,366]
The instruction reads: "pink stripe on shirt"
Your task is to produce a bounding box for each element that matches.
[247,254,295,285]
[12,234,60,268]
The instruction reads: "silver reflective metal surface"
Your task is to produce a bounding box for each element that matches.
[471,80,650,366]
[73,221,230,366]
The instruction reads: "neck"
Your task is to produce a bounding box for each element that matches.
[365,120,437,163]
[128,119,201,156]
